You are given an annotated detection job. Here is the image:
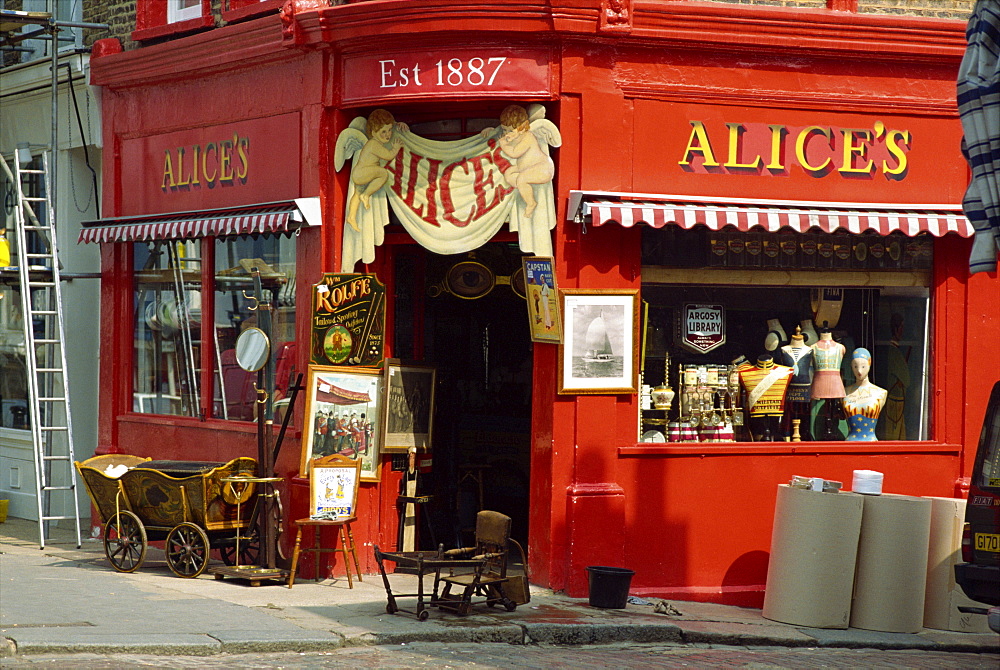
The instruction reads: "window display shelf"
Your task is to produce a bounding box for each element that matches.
[618,442,961,457]
[642,267,931,288]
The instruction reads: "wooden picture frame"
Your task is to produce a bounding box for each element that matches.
[382,360,436,453]
[308,454,362,519]
[558,289,640,395]
[522,256,562,343]
[299,365,383,482]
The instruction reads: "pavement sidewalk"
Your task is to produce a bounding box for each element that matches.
[1,516,997,658]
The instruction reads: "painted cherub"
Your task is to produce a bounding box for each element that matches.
[345,109,405,231]
[483,104,560,217]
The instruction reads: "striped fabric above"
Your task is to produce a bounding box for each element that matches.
[585,200,973,238]
[78,203,303,244]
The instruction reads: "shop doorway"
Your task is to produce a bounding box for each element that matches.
[393,242,533,551]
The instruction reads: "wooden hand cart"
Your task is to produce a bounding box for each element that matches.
[76,454,278,578]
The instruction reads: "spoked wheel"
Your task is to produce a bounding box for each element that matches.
[418,609,429,621]
[104,510,147,573]
[165,522,211,578]
[219,531,260,567]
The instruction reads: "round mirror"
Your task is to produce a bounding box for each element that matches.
[235,327,270,372]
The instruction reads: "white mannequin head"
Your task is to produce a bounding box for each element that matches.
[851,348,872,382]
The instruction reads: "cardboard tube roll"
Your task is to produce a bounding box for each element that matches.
[923,497,993,633]
[763,484,865,628]
[850,493,932,633]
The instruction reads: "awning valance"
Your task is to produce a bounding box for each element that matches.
[568,191,973,238]
[78,198,321,244]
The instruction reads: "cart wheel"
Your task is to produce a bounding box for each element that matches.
[104,511,147,573]
[386,603,397,615]
[503,598,517,612]
[219,531,260,567]
[418,609,429,621]
[165,523,211,578]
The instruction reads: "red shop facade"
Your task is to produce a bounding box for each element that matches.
[84,2,999,604]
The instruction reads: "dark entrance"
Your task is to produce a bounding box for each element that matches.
[392,241,532,550]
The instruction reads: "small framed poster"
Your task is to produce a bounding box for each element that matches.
[309,454,361,520]
[382,361,436,453]
[558,289,640,395]
[300,365,383,481]
[522,256,562,343]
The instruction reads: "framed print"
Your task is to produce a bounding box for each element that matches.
[522,256,562,343]
[558,289,640,395]
[382,361,436,453]
[309,454,361,519]
[300,365,383,481]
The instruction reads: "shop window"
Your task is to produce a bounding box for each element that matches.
[133,0,213,42]
[639,227,931,444]
[132,233,296,421]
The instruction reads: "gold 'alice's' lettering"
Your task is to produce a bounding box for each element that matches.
[159,133,250,192]
[795,126,833,173]
[724,123,763,169]
[838,129,874,175]
[677,120,913,180]
[678,121,720,167]
[882,130,909,176]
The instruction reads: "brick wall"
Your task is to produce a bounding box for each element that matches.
[83,0,136,50]
[710,0,975,19]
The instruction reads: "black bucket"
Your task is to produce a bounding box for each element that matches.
[586,565,635,609]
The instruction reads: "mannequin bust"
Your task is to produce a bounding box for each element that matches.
[843,348,888,441]
[810,326,846,399]
[778,325,814,440]
[764,318,788,352]
[799,319,819,346]
[739,353,793,441]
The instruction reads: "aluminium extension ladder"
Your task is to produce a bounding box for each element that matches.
[2,152,82,549]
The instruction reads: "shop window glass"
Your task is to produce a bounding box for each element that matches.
[132,234,296,421]
[0,286,30,430]
[212,235,296,421]
[640,227,931,444]
[1,156,48,431]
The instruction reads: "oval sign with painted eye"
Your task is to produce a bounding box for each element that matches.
[235,327,270,372]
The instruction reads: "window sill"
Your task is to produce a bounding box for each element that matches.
[132,15,215,43]
[222,0,284,24]
[618,441,962,457]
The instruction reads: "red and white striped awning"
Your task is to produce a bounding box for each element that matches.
[570,192,973,238]
[78,198,321,244]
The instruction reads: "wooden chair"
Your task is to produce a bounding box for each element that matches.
[436,510,517,614]
[288,454,362,588]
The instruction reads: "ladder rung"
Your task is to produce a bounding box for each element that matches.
[41,427,69,433]
[38,396,67,402]
[37,367,65,373]
[43,454,72,460]
[34,338,60,344]
[23,195,47,201]
[41,486,75,492]
[28,282,57,288]
[41,516,78,522]
[19,168,46,174]
[23,225,52,231]
[30,310,59,316]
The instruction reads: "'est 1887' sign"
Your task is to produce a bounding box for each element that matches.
[342,48,552,105]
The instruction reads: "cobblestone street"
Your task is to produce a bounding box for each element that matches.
[2,643,998,669]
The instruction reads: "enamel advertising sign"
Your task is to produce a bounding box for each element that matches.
[310,274,386,367]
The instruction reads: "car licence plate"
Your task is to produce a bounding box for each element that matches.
[975,533,1000,552]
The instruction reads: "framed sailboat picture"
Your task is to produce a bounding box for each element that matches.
[558,289,639,394]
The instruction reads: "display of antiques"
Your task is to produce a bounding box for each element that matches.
[640,307,892,444]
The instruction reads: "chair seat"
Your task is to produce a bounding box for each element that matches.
[294,516,356,526]
[441,572,508,587]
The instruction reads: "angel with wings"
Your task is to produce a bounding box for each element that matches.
[486,104,558,217]
[339,109,406,231]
